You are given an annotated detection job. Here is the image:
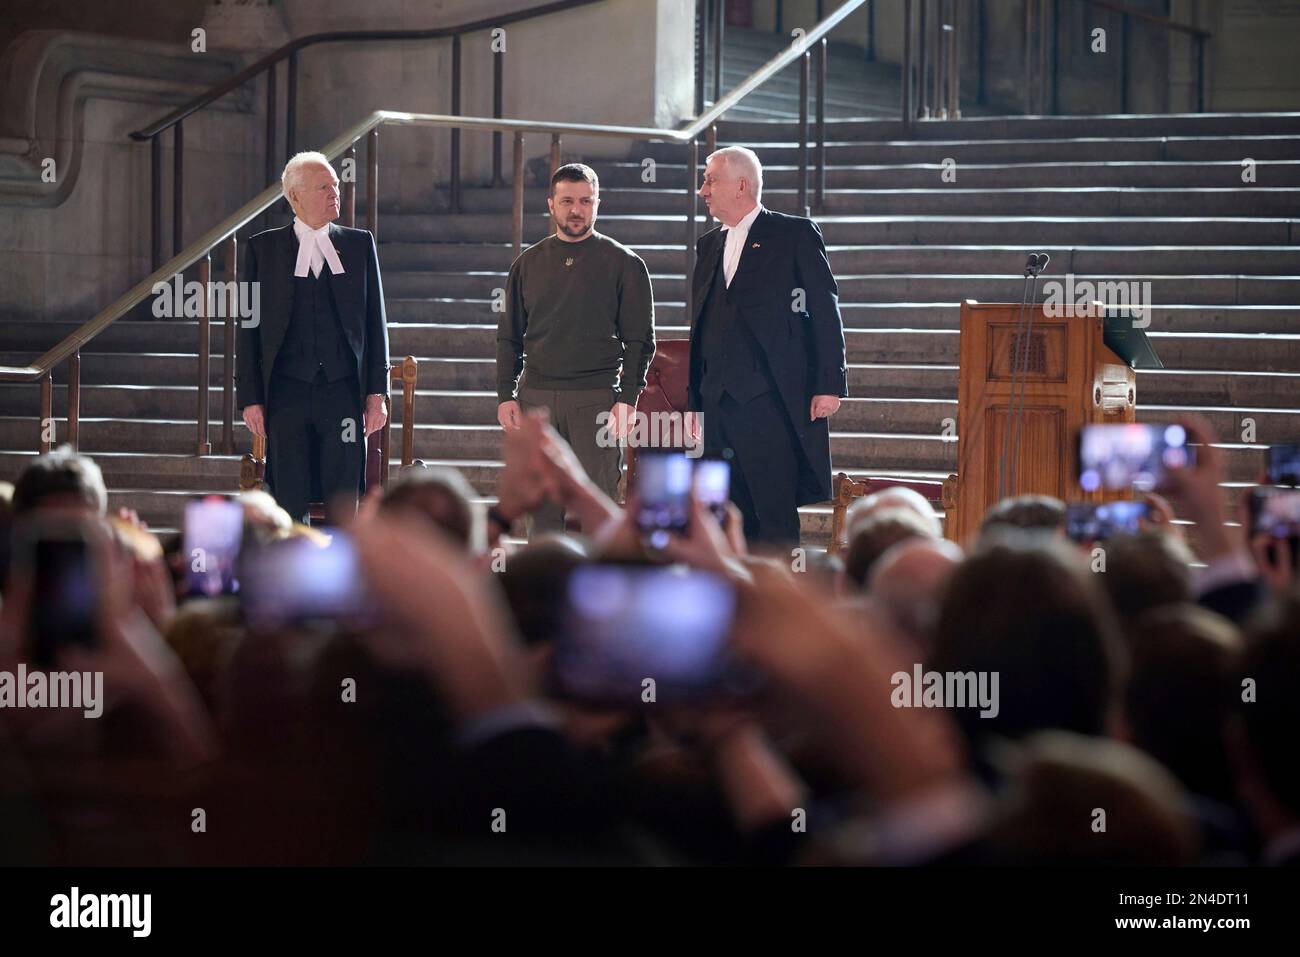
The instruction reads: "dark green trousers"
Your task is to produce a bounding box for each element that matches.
[517,376,623,536]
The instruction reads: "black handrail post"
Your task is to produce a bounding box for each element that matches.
[492,43,504,186]
[1196,35,1205,112]
[197,252,212,456]
[815,38,826,212]
[39,372,52,454]
[694,0,705,114]
[712,0,723,105]
[867,0,876,61]
[343,144,357,227]
[951,0,961,117]
[550,134,561,180]
[704,124,717,224]
[68,350,81,451]
[222,236,236,455]
[798,49,810,215]
[1051,0,1061,114]
[932,0,943,117]
[450,33,462,214]
[287,50,298,159]
[775,0,784,35]
[173,121,184,256]
[150,134,163,270]
[902,0,913,130]
[368,128,380,239]
[265,61,277,187]
[512,132,525,260]
[918,0,928,118]
[685,138,698,322]
[1119,12,1129,113]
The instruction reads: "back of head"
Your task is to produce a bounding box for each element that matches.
[1123,604,1242,802]
[982,731,1199,865]
[1098,531,1195,627]
[497,535,589,646]
[845,485,942,540]
[933,532,1124,743]
[844,507,938,589]
[867,537,964,651]
[978,494,1066,545]
[379,464,479,552]
[12,446,107,517]
[1238,591,1300,822]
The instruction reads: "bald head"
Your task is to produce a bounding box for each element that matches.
[867,537,964,649]
[846,485,943,540]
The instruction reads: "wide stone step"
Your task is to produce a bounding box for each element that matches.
[451,185,1300,218]
[0,416,1270,483]
[380,324,1300,373]
[378,212,1296,247]
[598,160,1300,190]
[382,270,1300,307]
[401,356,1300,407]
[832,304,1300,335]
[384,301,1300,336]
[0,450,244,491]
[379,241,1300,278]
[642,135,1300,165]
[716,113,1300,142]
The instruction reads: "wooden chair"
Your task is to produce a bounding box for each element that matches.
[828,471,960,555]
[620,338,691,504]
[239,357,419,516]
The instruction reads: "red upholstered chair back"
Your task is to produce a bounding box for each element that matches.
[638,338,690,417]
[622,338,690,501]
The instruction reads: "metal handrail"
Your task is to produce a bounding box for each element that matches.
[4,0,869,457]
[128,0,606,141]
[127,0,608,267]
[1060,0,1211,113]
[1076,0,1211,40]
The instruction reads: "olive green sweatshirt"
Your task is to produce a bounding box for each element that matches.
[496,230,656,405]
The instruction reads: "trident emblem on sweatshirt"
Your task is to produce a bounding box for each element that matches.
[565,257,574,267]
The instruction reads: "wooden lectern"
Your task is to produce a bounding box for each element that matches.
[951,300,1138,544]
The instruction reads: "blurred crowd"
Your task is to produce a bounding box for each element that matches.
[0,412,1296,866]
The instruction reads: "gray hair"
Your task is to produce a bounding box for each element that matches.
[282,151,334,197]
[707,145,763,201]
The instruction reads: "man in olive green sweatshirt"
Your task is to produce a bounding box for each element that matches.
[496,163,656,535]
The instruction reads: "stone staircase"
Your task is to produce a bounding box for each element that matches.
[2,32,1298,551]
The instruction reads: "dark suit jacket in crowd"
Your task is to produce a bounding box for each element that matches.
[235,222,391,413]
[686,207,848,505]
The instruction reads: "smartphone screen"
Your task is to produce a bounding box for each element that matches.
[1078,423,1195,493]
[1249,488,1300,567]
[1250,489,1300,538]
[1065,501,1150,542]
[15,518,99,667]
[1267,443,1300,487]
[635,451,693,549]
[183,498,244,597]
[551,563,754,704]
[693,455,731,529]
[239,533,371,631]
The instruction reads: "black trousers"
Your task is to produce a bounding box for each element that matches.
[701,388,802,547]
[267,370,364,525]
